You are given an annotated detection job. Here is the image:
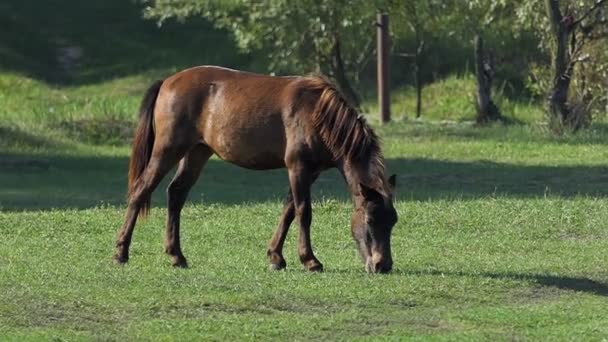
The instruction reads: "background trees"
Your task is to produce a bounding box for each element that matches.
[508,0,607,131]
[143,0,608,132]
[144,0,384,106]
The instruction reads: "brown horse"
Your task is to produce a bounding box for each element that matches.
[113,66,398,273]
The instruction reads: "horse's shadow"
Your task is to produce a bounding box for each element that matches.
[292,266,608,297]
[385,269,608,297]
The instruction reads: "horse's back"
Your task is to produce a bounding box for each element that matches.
[154,66,321,170]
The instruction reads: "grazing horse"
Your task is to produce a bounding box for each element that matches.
[113,66,398,273]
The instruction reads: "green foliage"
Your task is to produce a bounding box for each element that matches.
[388,1,446,42]
[508,0,607,113]
[144,0,379,78]
[0,0,249,85]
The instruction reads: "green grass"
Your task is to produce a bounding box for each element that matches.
[362,74,546,123]
[1,198,608,340]
[2,118,608,339]
[2,1,608,339]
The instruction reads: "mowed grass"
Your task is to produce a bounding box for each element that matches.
[1,198,608,340]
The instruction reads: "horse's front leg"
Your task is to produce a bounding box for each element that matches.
[288,165,323,272]
[267,173,319,270]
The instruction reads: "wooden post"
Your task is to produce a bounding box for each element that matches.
[377,13,390,123]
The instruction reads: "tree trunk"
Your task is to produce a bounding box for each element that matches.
[474,35,501,123]
[545,0,575,128]
[414,35,423,118]
[330,37,361,108]
[415,60,422,118]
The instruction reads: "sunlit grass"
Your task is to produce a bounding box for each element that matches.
[362,74,546,124]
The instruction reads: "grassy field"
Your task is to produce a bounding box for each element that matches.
[2,115,608,340]
[2,1,608,340]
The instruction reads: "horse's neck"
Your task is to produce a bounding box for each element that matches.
[339,148,387,201]
[339,159,373,197]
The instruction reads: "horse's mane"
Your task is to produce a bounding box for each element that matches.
[301,75,386,190]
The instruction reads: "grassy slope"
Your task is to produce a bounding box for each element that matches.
[362,74,545,123]
[2,1,608,340]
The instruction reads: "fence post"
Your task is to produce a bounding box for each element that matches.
[377,13,390,123]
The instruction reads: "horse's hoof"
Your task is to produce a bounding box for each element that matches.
[269,261,286,271]
[170,256,188,268]
[113,254,128,265]
[267,251,286,271]
[304,260,324,272]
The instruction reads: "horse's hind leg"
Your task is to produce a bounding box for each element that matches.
[165,144,213,267]
[113,146,186,264]
[267,189,295,270]
[267,172,319,271]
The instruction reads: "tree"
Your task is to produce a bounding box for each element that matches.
[543,0,607,130]
[482,0,608,131]
[474,35,502,123]
[389,0,520,120]
[393,1,429,119]
[468,0,607,131]
[143,0,385,107]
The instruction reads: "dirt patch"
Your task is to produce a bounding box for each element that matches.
[4,299,120,332]
[511,285,564,305]
[559,231,608,242]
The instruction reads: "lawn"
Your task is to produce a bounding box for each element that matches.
[2,0,608,340]
[2,116,608,340]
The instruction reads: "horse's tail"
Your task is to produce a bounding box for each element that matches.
[127,79,163,217]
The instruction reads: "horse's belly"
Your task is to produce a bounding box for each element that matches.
[204,116,287,170]
[220,151,285,170]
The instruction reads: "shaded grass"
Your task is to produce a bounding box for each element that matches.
[4,119,608,212]
[5,151,608,211]
[55,117,134,146]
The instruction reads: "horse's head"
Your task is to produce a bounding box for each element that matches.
[351,174,397,273]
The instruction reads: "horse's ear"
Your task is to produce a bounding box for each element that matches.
[359,183,383,200]
[388,174,397,190]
